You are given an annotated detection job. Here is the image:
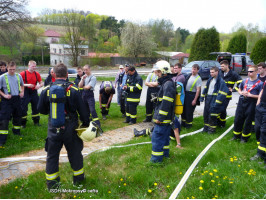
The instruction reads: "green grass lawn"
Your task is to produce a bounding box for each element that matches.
[1,117,265,199]
[0,102,145,158]
[0,46,19,55]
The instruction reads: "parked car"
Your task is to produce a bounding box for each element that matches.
[48,67,77,74]
[182,60,221,80]
[210,52,254,74]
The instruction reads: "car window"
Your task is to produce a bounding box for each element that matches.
[202,62,209,68]
[209,61,217,68]
[233,56,242,64]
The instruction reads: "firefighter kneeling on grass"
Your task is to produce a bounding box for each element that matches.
[38,63,90,190]
[150,60,176,163]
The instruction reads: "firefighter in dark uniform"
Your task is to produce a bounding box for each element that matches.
[143,69,159,122]
[0,61,8,75]
[74,67,85,95]
[232,65,263,143]
[200,66,229,134]
[0,61,8,110]
[250,80,266,167]
[20,60,44,127]
[150,60,176,163]
[37,63,89,190]
[123,66,143,125]
[0,61,24,147]
[219,60,242,127]
[99,81,115,120]
[181,64,202,128]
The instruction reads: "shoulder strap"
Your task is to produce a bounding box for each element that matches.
[24,71,27,84]
[34,71,38,85]
[189,75,200,91]
[4,74,11,94]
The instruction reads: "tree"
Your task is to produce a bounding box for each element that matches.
[226,33,247,54]
[231,23,264,52]
[0,0,31,43]
[119,22,156,58]
[250,37,266,64]
[189,27,220,62]
[62,10,86,67]
[149,19,174,48]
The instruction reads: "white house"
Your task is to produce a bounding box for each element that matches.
[41,30,61,44]
[50,44,89,67]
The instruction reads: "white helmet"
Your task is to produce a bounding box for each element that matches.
[153,60,170,74]
[76,121,98,142]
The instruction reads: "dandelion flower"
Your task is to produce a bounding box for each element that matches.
[192,196,195,199]
[230,182,233,184]
[187,197,190,199]
[248,173,252,175]
[148,189,152,193]
[238,165,240,167]
[154,183,158,186]
[167,185,170,188]
[124,183,127,186]
[180,172,182,175]
[15,186,18,189]
[209,172,213,176]
[215,195,218,198]
[108,191,111,194]
[211,180,215,183]
[213,169,218,172]
[74,196,76,198]
[201,173,205,175]
[20,138,22,140]
[200,180,204,183]
[216,176,219,179]
[120,178,123,181]
[218,183,221,186]
[199,187,203,190]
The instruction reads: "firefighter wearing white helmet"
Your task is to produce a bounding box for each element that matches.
[150,60,176,163]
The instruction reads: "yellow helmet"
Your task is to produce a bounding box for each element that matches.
[76,121,98,142]
[153,60,170,74]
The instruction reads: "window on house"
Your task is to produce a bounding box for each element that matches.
[53,48,56,53]
[59,49,62,54]
[80,49,85,55]
[55,60,57,65]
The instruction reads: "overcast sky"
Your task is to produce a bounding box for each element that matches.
[28,0,266,33]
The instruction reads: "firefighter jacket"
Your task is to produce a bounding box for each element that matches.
[200,74,229,113]
[37,79,89,126]
[221,69,242,99]
[126,71,143,103]
[153,75,176,125]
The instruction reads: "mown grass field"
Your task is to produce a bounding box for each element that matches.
[0,116,265,199]
[0,102,145,158]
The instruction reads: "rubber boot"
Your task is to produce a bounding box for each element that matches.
[134,128,150,137]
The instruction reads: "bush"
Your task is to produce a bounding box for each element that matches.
[250,37,266,64]
[189,27,220,62]
[226,33,247,54]
[22,55,50,65]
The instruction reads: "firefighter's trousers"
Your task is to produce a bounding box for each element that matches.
[125,102,138,124]
[0,96,21,144]
[45,118,84,189]
[255,103,266,163]
[233,97,256,141]
[100,94,111,116]
[150,124,171,163]
[21,89,40,126]
[181,91,197,126]
[82,90,100,127]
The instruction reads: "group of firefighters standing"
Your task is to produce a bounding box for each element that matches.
[0,59,265,190]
